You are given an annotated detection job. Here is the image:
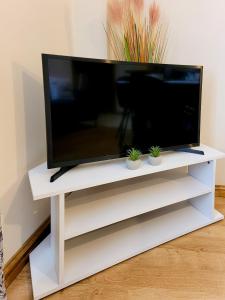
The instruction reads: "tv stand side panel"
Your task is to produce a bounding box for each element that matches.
[51,194,65,285]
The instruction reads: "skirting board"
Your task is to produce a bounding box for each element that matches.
[4,218,50,288]
[215,185,225,198]
[4,185,225,289]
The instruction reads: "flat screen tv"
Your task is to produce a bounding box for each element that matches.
[42,54,203,171]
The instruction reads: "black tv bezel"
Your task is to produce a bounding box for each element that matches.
[42,53,203,169]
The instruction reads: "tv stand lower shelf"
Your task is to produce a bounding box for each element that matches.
[28,145,225,300]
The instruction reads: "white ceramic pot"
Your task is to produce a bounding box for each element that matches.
[126,159,142,170]
[148,156,162,166]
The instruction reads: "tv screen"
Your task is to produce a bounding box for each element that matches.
[42,54,203,168]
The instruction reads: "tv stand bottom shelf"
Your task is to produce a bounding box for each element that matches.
[30,201,223,300]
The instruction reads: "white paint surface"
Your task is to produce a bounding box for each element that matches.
[30,203,223,299]
[2,0,225,263]
[28,145,225,200]
[0,0,72,262]
[65,169,211,240]
[64,203,223,287]
[29,146,224,298]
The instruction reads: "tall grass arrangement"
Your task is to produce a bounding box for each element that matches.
[106,0,168,63]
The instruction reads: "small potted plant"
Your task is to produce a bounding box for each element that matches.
[148,146,162,166]
[126,148,142,170]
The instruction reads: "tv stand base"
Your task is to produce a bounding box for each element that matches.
[28,145,225,300]
[50,165,78,183]
[175,148,205,155]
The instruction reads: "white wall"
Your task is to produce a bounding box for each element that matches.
[72,0,225,184]
[157,0,225,184]
[71,0,107,58]
[1,0,225,263]
[0,0,73,262]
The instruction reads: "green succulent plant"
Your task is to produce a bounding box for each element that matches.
[127,148,142,161]
[149,146,161,158]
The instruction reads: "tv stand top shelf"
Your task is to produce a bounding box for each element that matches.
[28,145,225,200]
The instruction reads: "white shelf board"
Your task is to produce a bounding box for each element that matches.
[65,169,211,240]
[30,202,223,299]
[28,145,225,200]
[64,202,223,288]
[29,237,59,300]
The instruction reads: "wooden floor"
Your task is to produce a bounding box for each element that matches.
[7,197,225,300]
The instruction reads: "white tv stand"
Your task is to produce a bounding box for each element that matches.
[28,145,225,300]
